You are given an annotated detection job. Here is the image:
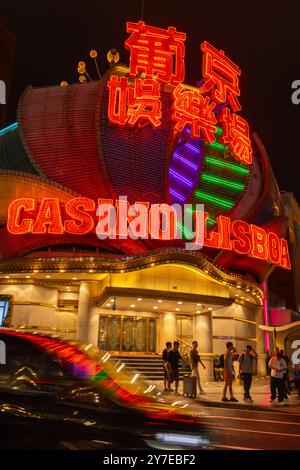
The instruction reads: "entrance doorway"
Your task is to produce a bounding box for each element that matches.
[98,315,156,353]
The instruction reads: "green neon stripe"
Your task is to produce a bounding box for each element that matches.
[195,190,234,209]
[215,126,222,137]
[205,141,229,151]
[177,221,194,239]
[207,217,215,227]
[205,156,249,175]
[201,173,245,191]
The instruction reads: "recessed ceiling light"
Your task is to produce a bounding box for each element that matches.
[177,301,183,305]
[25,275,30,279]
[246,288,250,292]
[196,310,201,313]
[89,269,94,273]
[197,303,202,306]
[33,270,38,273]
[153,306,158,309]
[176,308,180,311]
[106,303,111,307]
[237,285,241,289]
[60,269,65,273]
[158,300,163,303]
[240,296,245,299]
[137,298,142,301]
[45,275,51,278]
[72,277,78,280]
[208,307,212,311]
[151,263,155,267]
[130,304,135,308]
[120,270,124,273]
[5,275,10,279]
[235,294,239,297]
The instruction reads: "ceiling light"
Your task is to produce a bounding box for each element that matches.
[158,300,163,303]
[72,277,78,280]
[130,304,135,308]
[106,303,111,307]
[137,298,142,301]
[153,306,158,310]
[45,275,51,278]
[196,310,201,313]
[25,275,30,279]
[177,301,183,305]
[197,303,202,306]
[176,308,180,311]
[5,275,10,279]
[208,307,212,311]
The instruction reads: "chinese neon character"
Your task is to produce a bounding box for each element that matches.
[107,75,162,128]
[107,76,129,125]
[125,21,186,85]
[127,78,162,127]
[200,41,241,112]
[172,84,217,141]
[219,107,252,164]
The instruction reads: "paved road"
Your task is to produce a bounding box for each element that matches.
[190,403,300,450]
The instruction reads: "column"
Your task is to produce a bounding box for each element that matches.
[159,311,177,353]
[77,281,99,346]
[256,306,267,376]
[194,313,214,381]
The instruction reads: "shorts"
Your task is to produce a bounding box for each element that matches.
[163,364,169,379]
[223,370,233,384]
[170,368,179,382]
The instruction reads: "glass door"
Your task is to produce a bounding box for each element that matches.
[99,315,156,353]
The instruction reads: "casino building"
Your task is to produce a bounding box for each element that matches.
[0,21,293,380]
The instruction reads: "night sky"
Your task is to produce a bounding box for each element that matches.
[1,0,300,200]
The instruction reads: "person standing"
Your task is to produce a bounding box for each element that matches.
[168,341,182,395]
[189,340,206,395]
[268,349,287,404]
[292,364,300,399]
[222,341,238,402]
[162,341,172,392]
[238,345,258,402]
[280,349,291,395]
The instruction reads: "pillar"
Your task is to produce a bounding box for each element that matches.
[77,281,99,346]
[256,306,267,376]
[159,311,177,353]
[194,313,214,381]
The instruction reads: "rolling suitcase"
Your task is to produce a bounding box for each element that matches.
[183,374,197,397]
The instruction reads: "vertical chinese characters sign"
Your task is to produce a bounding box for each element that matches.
[107,20,253,165]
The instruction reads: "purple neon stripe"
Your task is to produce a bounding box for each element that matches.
[169,189,186,202]
[169,169,194,187]
[172,152,198,171]
[185,142,200,154]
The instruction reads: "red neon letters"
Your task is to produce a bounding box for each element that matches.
[172,84,217,141]
[107,76,162,128]
[125,21,186,85]
[6,198,291,270]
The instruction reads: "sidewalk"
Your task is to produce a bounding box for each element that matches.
[151,376,300,413]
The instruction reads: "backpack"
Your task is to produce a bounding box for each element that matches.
[218,354,224,368]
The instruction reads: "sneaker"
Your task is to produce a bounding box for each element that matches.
[269,398,276,402]
[277,401,285,406]
[244,397,253,403]
[229,397,239,402]
[221,397,230,402]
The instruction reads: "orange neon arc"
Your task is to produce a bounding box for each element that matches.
[6,198,291,271]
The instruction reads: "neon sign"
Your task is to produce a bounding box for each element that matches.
[6,197,291,270]
[107,20,252,165]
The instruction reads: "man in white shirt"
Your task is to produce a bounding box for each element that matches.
[268,350,287,404]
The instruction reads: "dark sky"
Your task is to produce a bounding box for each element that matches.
[1,0,300,200]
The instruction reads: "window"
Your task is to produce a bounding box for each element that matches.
[0,299,10,326]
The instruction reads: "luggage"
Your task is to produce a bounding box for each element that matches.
[183,374,197,397]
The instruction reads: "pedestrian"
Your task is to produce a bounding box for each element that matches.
[279,349,292,395]
[189,340,206,395]
[168,341,182,395]
[238,345,258,402]
[162,341,173,392]
[292,364,300,399]
[221,341,239,402]
[268,349,287,405]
